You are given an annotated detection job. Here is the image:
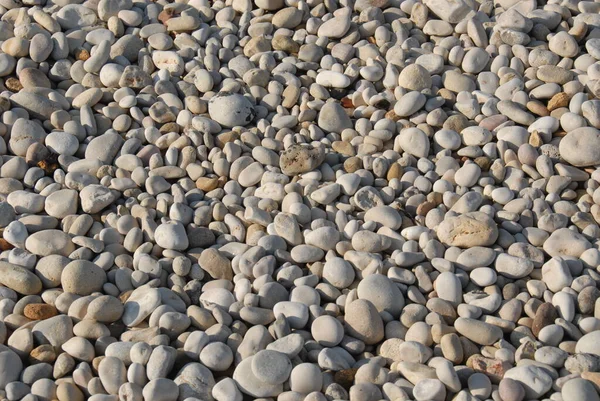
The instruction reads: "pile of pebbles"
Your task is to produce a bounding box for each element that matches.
[2,0,600,399]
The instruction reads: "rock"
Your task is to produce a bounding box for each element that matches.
[61,260,107,296]
[155,221,189,250]
[454,318,503,345]
[495,253,534,279]
[32,315,73,349]
[44,189,78,219]
[208,92,255,127]
[80,185,117,214]
[143,378,179,401]
[9,118,46,157]
[356,274,405,317]
[56,4,97,29]
[0,261,42,295]
[233,357,283,398]
[251,350,292,385]
[437,212,498,248]
[559,127,600,166]
[122,287,162,327]
[344,299,384,345]
[0,349,22,389]
[398,128,430,158]
[98,356,126,395]
[25,230,75,257]
[562,378,600,401]
[24,304,58,320]
[198,248,233,280]
[576,331,600,357]
[280,144,326,175]
[423,0,474,23]
[499,378,525,401]
[504,366,553,399]
[318,102,353,133]
[543,228,592,258]
[10,92,62,120]
[84,132,124,164]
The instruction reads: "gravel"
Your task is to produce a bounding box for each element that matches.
[0,0,599,400]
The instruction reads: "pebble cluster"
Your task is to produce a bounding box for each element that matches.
[1,0,600,399]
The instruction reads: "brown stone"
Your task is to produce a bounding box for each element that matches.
[474,156,492,171]
[547,92,570,111]
[344,157,362,173]
[531,302,558,337]
[215,131,240,147]
[332,141,355,157]
[272,35,299,54]
[384,109,400,121]
[246,224,266,245]
[581,372,600,389]
[24,303,58,320]
[198,248,233,280]
[437,88,456,106]
[196,177,219,191]
[5,77,23,92]
[416,201,436,216]
[119,289,134,303]
[158,8,176,24]
[340,97,353,108]
[443,114,470,133]
[159,122,180,134]
[30,344,56,364]
[467,355,510,383]
[0,238,13,251]
[74,48,90,61]
[334,368,358,390]
[526,100,549,116]
[387,163,403,180]
[529,130,543,147]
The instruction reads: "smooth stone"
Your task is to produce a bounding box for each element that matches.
[559,127,600,167]
[437,212,498,248]
[356,274,405,317]
[344,299,384,345]
[25,230,75,257]
[504,365,553,399]
[9,118,46,157]
[543,228,592,258]
[454,318,503,345]
[318,102,353,133]
[233,357,283,398]
[251,350,292,385]
[0,261,42,295]
[495,253,534,279]
[122,287,162,327]
[208,92,255,128]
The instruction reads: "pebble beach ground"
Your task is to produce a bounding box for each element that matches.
[1,0,600,400]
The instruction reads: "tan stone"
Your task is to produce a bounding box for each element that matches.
[196,177,219,191]
[24,303,58,320]
[547,92,570,111]
[332,141,355,157]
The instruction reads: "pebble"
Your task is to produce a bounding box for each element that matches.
[504,366,553,399]
[0,0,596,399]
[437,212,498,247]
[559,127,600,167]
[61,260,106,296]
[344,300,384,345]
[251,350,292,385]
[233,357,283,398]
[208,92,256,128]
